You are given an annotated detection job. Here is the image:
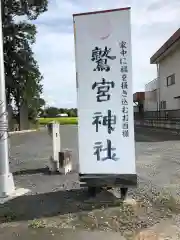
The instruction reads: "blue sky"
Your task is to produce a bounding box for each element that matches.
[32,0,180,107]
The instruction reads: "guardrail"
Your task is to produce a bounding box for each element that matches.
[135,119,180,130]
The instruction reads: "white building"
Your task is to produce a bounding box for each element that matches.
[56,113,68,117]
[146,28,180,118]
[144,78,158,112]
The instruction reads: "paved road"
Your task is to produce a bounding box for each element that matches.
[9,126,180,205]
[8,126,180,205]
[1,126,180,239]
[9,125,180,197]
[10,129,52,173]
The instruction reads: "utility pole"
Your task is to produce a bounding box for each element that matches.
[0,1,15,197]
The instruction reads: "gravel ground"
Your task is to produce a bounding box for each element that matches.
[0,126,180,239]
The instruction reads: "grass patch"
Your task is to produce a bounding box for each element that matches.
[38,117,78,125]
[0,211,17,222]
[28,219,46,229]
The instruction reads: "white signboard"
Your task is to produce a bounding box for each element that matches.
[73,8,136,175]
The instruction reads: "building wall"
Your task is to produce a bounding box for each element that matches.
[159,44,180,110]
[133,105,139,113]
[144,78,158,112]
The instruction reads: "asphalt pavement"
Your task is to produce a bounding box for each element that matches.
[1,126,180,239]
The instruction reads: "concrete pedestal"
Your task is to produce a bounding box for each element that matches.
[0,172,15,197]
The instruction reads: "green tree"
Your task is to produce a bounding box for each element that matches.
[28,97,46,120]
[45,107,60,118]
[68,108,77,117]
[2,0,48,126]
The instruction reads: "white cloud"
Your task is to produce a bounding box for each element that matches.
[32,0,180,107]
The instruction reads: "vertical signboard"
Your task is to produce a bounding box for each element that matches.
[73,8,136,185]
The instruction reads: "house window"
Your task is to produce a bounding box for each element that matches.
[167,74,175,86]
[160,101,166,109]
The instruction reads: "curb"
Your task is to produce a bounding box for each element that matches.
[135,125,180,134]
[9,129,37,135]
[0,188,31,204]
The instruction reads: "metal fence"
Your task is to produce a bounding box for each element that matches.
[135,110,180,120]
[134,110,180,131]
